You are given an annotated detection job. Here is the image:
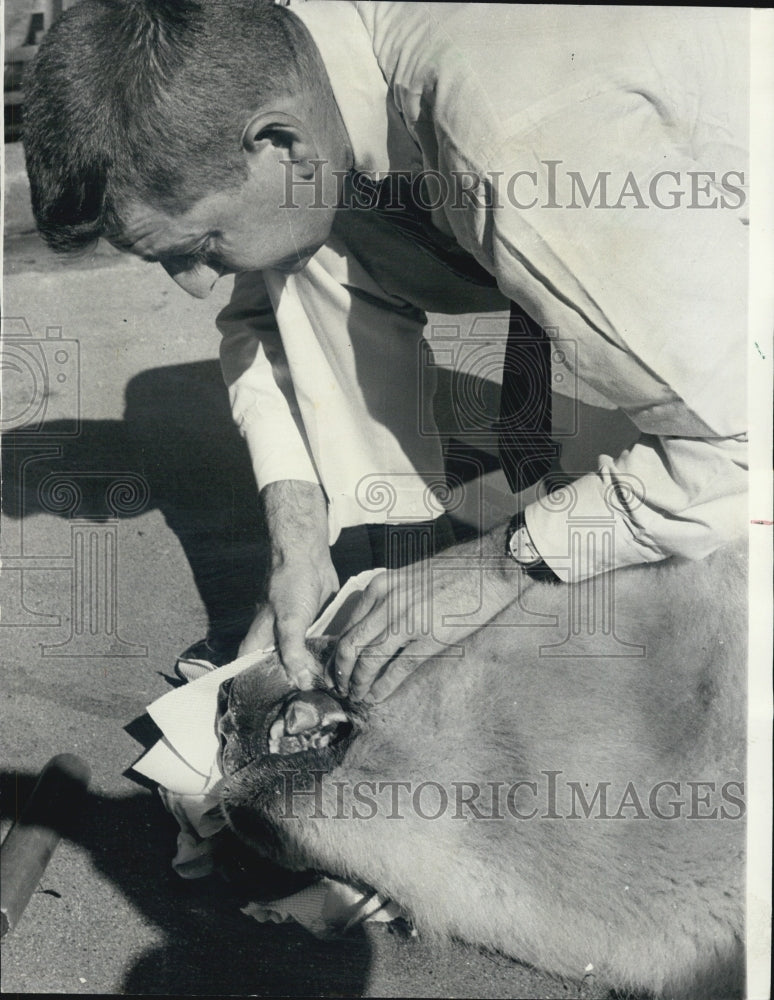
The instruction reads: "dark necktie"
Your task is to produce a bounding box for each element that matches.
[496,303,557,493]
[350,171,555,493]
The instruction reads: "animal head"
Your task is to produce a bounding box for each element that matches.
[216,637,357,864]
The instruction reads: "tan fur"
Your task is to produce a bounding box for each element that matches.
[220,543,746,999]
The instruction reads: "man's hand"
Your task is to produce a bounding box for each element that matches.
[331,526,530,703]
[240,480,339,689]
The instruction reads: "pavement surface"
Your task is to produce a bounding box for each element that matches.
[0,142,618,998]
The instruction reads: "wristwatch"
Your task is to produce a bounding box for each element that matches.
[505,511,561,583]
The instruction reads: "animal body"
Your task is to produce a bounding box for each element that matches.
[218,543,746,998]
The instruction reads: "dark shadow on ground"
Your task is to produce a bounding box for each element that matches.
[3,361,268,641]
[0,770,373,996]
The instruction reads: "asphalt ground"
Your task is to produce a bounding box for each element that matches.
[0,142,622,997]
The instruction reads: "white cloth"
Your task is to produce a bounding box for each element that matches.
[133,570,405,933]
[133,569,406,934]
[241,881,403,938]
[220,2,749,579]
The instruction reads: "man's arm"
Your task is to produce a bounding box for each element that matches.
[218,272,338,686]
[525,434,748,582]
[241,479,339,688]
[332,430,748,703]
[218,271,320,489]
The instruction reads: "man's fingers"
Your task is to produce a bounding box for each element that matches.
[333,583,391,696]
[268,561,336,687]
[362,651,426,703]
[346,639,402,702]
[355,634,445,703]
[341,627,400,701]
[275,615,320,690]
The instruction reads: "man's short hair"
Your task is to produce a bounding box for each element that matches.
[23,0,315,252]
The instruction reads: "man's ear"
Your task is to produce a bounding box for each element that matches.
[241,110,319,178]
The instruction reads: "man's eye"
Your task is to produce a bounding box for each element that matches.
[189,241,212,265]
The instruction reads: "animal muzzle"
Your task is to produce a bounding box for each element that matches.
[216,678,351,776]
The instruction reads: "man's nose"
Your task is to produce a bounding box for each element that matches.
[161,259,230,299]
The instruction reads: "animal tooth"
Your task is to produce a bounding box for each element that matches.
[285,700,321,735]
[320,709,348,728]
[269,719,285,753]
[268,718,285,754]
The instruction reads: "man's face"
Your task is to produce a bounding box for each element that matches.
[113,158,339,298]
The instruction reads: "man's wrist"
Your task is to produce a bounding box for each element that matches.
[261,480,330,557]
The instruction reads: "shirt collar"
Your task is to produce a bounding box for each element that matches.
[287,1,397,176]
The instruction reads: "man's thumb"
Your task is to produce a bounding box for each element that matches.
[276,620,318,689]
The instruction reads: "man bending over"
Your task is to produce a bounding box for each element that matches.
[23,0,749,701]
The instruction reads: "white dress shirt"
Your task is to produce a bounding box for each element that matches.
[218,2,749,580]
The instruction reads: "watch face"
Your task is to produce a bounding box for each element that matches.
[510,526,540,565]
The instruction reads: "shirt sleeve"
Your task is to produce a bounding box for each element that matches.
[524,433,748,582]
[217,271,320,490]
